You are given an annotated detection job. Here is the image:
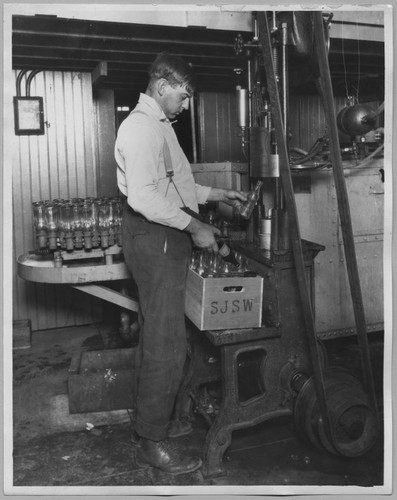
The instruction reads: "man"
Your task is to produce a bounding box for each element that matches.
[115,52,247,475]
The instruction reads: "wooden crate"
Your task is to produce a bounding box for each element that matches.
[191,162,249,219]
[185,269,263,331]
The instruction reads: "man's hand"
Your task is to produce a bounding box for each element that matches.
[184,217,220,252]
[207,187,248,212]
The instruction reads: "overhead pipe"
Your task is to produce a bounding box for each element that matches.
[26,70,42,96]
[15,69,42,97]
[15,69,29,96]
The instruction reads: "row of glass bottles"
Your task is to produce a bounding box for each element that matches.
[32,196,124,251]
[190,248,256,278]
[30,181,263,253]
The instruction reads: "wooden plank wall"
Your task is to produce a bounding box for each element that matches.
[197,92,246,163]
[289,94,381,151]
[12,70,103,331]
[289,94,345,151]
[197,92,377,163]
[11,80,381,332]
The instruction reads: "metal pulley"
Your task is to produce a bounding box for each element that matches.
[293,367,379,457]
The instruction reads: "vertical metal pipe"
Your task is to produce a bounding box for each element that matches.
[272,11,277,32]
[253,14,259,41]
[247,59,253,129]
[279,21,289,212]
[270,15,282,214]
[189,96,198,163]
[246,57,255,243]
[281,22,289,144]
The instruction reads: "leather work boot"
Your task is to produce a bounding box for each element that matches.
[135,438,202,475]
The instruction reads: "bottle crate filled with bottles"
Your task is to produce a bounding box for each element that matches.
[185,264,263,331]
[185,205,263,331]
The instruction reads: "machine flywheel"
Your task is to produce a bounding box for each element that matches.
[294,367,379,457]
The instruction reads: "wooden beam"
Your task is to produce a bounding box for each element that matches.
[72,284,139,312]
[92,61,108,86]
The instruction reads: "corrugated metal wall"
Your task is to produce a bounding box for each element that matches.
[12,70,103,331]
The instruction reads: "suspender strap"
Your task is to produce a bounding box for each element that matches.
[162,139,174,178]
[162,138,187,207]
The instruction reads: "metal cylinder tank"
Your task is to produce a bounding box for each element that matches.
[236,88,249,128]
[250,126,273,177]
[336,103,375,137]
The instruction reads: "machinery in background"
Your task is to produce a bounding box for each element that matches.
[225,11,384,340]
[177,11,382,476]
[232,11,384,252]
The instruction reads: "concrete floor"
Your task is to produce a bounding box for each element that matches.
[9,323,386,492]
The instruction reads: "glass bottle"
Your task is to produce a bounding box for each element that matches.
[44,202,58,250]
[71,201,84,249]
[81,201,94,250]
[32,201,47,249]
[60,202,75,251]
[218,242,240,268]
[98,201,110,249]
[239,180,263,220]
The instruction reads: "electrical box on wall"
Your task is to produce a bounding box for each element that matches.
[13,96,45,135]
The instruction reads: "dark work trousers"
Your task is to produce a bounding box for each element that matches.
[122,203,192,441]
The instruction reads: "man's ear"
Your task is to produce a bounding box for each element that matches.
[157,78,168,96]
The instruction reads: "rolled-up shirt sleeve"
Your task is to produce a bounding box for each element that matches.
[115,120,191,230]
[195,184,212,205]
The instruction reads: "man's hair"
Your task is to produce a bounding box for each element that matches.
[148,52,196,93]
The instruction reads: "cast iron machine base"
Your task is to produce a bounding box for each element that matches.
[176,241,378,477]
[176,325,297,478]
[176,241,323,478]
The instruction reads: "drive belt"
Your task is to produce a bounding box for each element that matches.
[312,12,378,417]
[256,12,379,448]
[257,11,333,442]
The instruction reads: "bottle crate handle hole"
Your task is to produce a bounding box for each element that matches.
[223,286,244,292]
